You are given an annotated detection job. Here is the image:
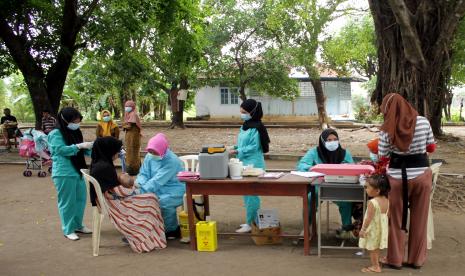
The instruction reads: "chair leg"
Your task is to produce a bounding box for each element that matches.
[92,207,102,256]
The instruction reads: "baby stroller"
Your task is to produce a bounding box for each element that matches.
[19,129,52,177]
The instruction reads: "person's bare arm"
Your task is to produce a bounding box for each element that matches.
[118,173,134,188]
[360,201,375,238]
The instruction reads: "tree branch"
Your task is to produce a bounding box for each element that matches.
[387,0,427,69]
[80,0,100,25]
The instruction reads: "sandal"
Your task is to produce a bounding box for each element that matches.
[361,266,381,273]
[402,263,422,269]
[379,257,402,270]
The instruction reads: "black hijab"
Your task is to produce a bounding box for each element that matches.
[316,128,346,164]
[240,99,270,153]
[89,137,123,206]
[56,107,87,174]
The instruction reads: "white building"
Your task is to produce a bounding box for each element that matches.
[195,73,360,119]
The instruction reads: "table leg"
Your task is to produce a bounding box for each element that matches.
[203,195,210,217]
[186,185,196,251]
[303,185,310,256]
[310,185,317,241]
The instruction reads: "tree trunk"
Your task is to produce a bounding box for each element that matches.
[444,90,453,121]
[306,66,330,129]
[239,84,247,102]
[460,99,464,122]
[168,78,187,129]
[369,0,465,136]
[310,79,329,129]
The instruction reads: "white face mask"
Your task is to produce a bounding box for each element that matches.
[325,141,339,151]
[67,123,80,131]
[125,107,133,113]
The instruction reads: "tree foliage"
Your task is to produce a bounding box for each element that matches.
[322,15,377,79]
[202,0,299,101]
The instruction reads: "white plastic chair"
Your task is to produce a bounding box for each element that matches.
[179,155,199,172]
[427,162,442,249]
[81,169,110,257]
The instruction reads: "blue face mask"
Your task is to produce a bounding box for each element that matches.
[125,107,133,113]
[67,123,80,131]
[147,153,162,161]
[369,152,378,162]
[240,113,252,121]
[324,141,339,151]
[103,116,111,122]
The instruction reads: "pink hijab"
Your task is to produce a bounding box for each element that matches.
[124,100,142,130]
[146,133,169,157]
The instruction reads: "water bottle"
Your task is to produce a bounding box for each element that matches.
[119,149,127,173]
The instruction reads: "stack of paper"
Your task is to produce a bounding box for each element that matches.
[290,171,325,178]
[258,172,286,179]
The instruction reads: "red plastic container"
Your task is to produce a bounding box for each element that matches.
[310,164,374,176]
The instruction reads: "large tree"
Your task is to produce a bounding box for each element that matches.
[369,0,465,136]
[203,0,299,102]
[0,0,99,128]
[322,15,377,80]
[270,0,352,128]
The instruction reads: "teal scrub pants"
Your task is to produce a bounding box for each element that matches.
[158,193,184,232]
[244,195,260,225]
[52,176,87,235]
[308,190,353,227]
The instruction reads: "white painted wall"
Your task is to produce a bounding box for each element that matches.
[195,85,244,117]
[195,81,353,117]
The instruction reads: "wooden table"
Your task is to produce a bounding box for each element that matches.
[185,174,318,255]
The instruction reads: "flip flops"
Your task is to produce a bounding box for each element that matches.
[361,266,381,273]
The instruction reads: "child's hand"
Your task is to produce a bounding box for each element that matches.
[359,230,366,238]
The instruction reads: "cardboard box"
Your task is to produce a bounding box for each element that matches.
[251,222,282,245]
[256,209,280,229]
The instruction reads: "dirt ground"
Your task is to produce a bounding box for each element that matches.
[1,126,464,275]
[1,163,465,276]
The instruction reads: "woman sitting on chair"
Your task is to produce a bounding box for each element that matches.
[90,136,167,253]
[296,128,358,238]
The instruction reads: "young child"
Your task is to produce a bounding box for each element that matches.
[359,174,390,273]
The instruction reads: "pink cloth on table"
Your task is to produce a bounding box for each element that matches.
[146,133,169,157]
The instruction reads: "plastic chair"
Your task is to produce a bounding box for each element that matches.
[179,155,199,172]
[406,162,442,249]
[81,169,110,256]
[427,162,442,249]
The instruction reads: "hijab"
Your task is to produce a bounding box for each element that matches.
[123,100,142,130]
[316,128,346,164]
[98,110,118,137]
[56,107,87,174]
[380,93,418,152]
[146,133,169,157]
[89,137,123,206]
[240,99,270,153]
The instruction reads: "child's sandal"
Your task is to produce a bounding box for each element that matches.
[361,267,381,273]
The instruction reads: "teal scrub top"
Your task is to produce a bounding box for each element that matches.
[296,147,354,172]
[235,127,265,169]
[48,129,90,177]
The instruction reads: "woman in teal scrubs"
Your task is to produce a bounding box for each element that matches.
[296,128,355,238]
[48,107,94,241]
[230,99,270,233]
